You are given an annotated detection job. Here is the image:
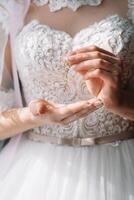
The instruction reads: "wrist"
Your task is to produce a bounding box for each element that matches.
[0,107,42,139]
[18,107,39,127]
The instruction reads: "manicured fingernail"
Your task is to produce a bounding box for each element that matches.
[69,51,75,55]
[68,57,73,61]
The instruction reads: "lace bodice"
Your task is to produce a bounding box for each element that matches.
[0,0,134,141]
[33,0,103,11]
[0,0,134,27]
[0,0,134,33]
[14,15,134,139]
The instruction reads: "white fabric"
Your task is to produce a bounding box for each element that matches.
[0,29,13,89]
[0,3,10,87]
[0,1,134,200]
[14,15,134,141]
[0,135,134,200]
[0,89,14,111]
[128,0,134,23]
[0,89,14,151]
[33,0,103,11]
[0,4,9,34]
[0,1,19,90]
[0,14,134,200]
[0,6,14,150]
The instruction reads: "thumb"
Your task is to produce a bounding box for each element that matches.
[29,99,49,116]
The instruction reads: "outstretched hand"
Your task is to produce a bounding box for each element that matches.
[29,98,103,126]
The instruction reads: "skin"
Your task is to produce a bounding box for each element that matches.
[0,99,102,139]
[1,0,134,140]
[25,0,128,37]
[68,45,134,120]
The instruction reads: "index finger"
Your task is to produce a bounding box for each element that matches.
[71,45,115,57]
[60,99,103,124]
[58,99,102,119]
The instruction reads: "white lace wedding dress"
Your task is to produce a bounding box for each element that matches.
[0,0,134,199]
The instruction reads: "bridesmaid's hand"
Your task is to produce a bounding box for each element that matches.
[28,98,102,125]
[68,45,122,111]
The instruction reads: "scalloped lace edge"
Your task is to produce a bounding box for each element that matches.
[33,0,103,12]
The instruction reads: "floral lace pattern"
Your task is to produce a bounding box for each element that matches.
[15,15,134,140]
[0,3,9,33]
[33,0,103,11]
[0,0,133,34]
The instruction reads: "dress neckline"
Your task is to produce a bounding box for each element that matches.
[32,0,103,12]
[19,14,130,39]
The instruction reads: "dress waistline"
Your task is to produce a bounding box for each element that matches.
[28,130,134,146]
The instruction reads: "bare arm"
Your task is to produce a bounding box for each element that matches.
[0,98,102,140]
[0,107,36,140]
[0,38,40,139]
[68,45,134,121]
[0,42,102,140]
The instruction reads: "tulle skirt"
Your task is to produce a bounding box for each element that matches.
[0,134,134,200]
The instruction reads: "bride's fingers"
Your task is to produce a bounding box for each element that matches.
[57,98,103,120]
[57,100,94,119]
[60,100,103,125]
[68,52,122,66]
[84,69,118,86]
[71,59,121,74]
[29,99,98,119]
[61,108,94,125]
[70,45,115,57]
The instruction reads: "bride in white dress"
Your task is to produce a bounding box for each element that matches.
[0,0,134,199]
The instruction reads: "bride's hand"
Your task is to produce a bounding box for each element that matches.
[28,98,102,125]
[68,45,122,96]
[68,45,122,111]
